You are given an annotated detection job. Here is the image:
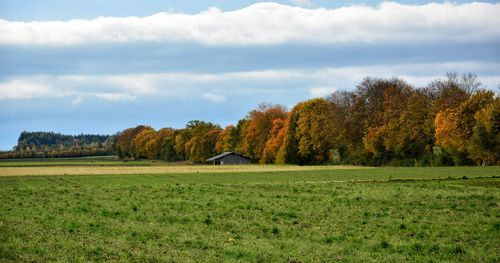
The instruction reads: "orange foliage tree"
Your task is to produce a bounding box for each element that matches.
[261,118,286,164]
[240,103,287,162]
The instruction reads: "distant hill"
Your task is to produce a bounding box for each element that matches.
[16,131,111,150]
[0,131,114,159]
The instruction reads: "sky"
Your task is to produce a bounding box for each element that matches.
[0,1,499,150]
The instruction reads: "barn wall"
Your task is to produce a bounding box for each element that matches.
[219,154,251,164]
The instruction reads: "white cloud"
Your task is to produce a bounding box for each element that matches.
[0,2,499,46]
[202,92,226,103]
[0,80,54,99]
[70,93,135,105]
[0,77,140,102]
[309,86,336,98]
[1,62,499,102]
[94,93,136,101]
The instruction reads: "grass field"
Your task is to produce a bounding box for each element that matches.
[0,164,368,177]
[0,156,160,167]
[0,164,499,262]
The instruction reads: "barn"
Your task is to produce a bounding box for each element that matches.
[206,152,252,165]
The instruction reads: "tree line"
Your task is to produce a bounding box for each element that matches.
[114,73,499,166]
[0,131,114,159]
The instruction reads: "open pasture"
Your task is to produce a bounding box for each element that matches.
[0,165,499,262]
[0,164,368,177]
[0,156,154,167]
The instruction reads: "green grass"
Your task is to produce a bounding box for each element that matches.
[0,155,119,162]
[0,166,499,262]
[1,166,498,184]
[0,156,167,167]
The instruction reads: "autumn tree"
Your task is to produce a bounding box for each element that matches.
[146,128,177,161]
[173,131,189,161]
[469,97,500,165]
[327,91,365,163]
[295,98,337,163]
[428,72,480,113]
[329,78,437,165]
[383,90,435,163]
[215,125,239,153]
[381,82,434,163]
[356,77,399,128]
[115,125,150,158]
[234,118,250,154]
[104,73,497,167]
[200,130,222,160]
[435,90,496,165]
[276,105,302,164]
[240,103,287,162]
[277,99,336,164]
[131,127,157,159]
[184,121,221,163]
[162,130,179,162]
[353,78,406,163]
[261,118,286,164]
[347,78,406,164]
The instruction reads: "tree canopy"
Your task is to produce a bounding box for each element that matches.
[4,73,498,165]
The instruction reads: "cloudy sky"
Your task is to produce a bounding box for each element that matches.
[0,0,499,150]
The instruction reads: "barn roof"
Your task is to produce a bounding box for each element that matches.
[206,152,250,161]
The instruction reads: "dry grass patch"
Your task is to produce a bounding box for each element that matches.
[0,165,366,176]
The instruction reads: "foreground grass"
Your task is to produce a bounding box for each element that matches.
[0,167,499,262]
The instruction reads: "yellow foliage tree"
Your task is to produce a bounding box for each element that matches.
[469,98,500,165]
[435,90,495,164]
[131,128,157,159]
